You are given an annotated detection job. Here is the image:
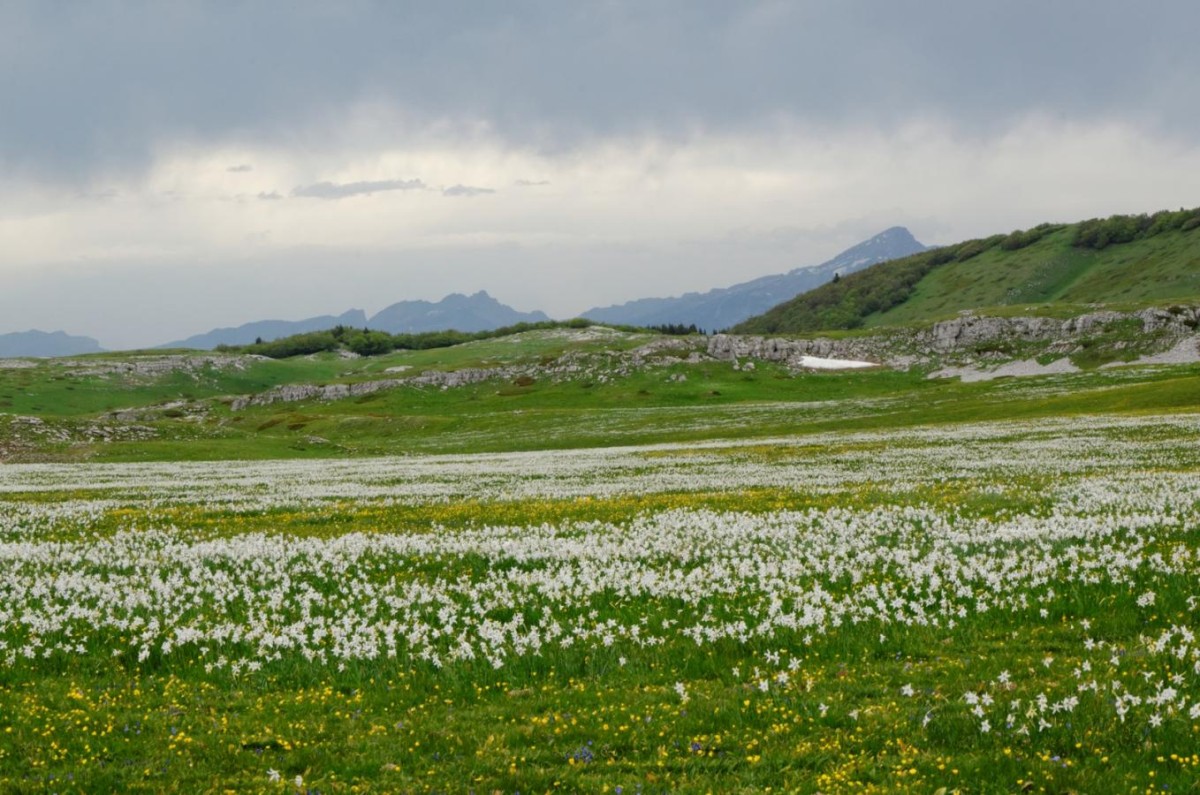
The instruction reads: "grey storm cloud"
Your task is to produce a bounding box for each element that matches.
[291,179,427,200]
[226,164,253,173]
[4,1,1200,183]
[442,185,495,197]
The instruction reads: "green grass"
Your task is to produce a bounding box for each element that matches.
[874,227,1200,328]
[6,335,1200,462]
[2,414,1199,792]
[0,355,350,418]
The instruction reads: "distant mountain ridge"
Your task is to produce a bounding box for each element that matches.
[368,291,549,334]
[0,330,103,358]
[582,227,928,329]
[8,229,925,355]
[159,292,549,350]
[160,310,369,350]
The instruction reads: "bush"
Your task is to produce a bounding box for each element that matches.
[347,331,395,356]
[999,223,1062,251]
[1072,211,1191,249]
[954,239,992,261]
[246,331,339,359]
[646,323,700,336]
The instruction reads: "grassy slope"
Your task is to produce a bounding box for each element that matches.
[0,330,652,419]
[735,219,1200,334]
[875,226,1200,327]
[0,354,349,418]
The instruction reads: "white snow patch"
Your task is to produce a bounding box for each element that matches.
[797,355,877,370]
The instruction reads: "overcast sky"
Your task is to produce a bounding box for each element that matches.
[3,1,1200,348]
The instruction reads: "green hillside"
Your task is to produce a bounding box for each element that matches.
[734,208,1200,334]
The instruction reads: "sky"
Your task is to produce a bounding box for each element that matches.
[3,1,1200,349]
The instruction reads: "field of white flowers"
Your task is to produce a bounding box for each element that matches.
[1,413,1198,792]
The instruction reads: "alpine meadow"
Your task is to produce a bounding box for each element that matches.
[5,4,1200,793]
[1,208,1199,792]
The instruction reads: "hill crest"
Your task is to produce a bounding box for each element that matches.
[735,208,1200,334]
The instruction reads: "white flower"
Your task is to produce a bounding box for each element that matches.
[901,683,914,697]
[267,768,280,783]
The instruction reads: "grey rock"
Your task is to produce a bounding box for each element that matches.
[927,315,1060,353]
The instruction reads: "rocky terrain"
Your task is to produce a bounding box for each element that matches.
[148,305,1200,413]
[710,305,1200,378]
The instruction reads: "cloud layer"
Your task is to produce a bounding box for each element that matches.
[1,1,1199,348]
[291,179,427,200]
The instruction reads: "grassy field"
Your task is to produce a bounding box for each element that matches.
[2,328,1200,792]
[1,411,1199,793]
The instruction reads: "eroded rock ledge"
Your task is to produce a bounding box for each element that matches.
[709,306,1200,369]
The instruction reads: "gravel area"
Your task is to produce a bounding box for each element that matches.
[930,357,1080,382]
[1101,335,1200,368]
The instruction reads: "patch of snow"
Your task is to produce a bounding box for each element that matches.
[797,355,876,370]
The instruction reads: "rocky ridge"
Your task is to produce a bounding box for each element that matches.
[61,354,269,378]
[708,306,1200,373]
